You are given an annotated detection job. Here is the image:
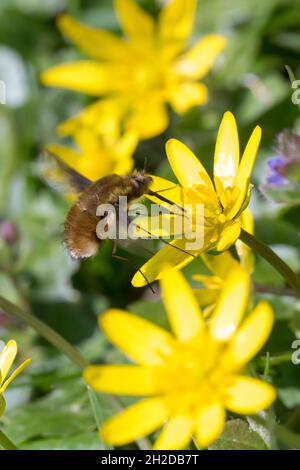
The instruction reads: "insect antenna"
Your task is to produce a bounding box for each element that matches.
[147,189,186,218]
[111,244,156,294]
[131,223,198,258]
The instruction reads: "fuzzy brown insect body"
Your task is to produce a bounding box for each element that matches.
[64,172,152,259]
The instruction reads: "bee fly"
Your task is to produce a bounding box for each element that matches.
[64,170,153,259]
[44,152,190,274]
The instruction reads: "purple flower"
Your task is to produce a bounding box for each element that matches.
[264,131,300,187]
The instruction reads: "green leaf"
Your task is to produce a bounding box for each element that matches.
[209,419,268,450]
[21,432,105,450]
[87,387,112,450]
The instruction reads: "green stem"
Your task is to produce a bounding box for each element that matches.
[254,283,295,297]
[285,65,300,111]
[259,352,291,367]
[239,229,300,297]
[0,430,18,450]
[0,295,88,369]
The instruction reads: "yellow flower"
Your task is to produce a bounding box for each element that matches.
[41,0,226,140]
[84,266,275,449]
[47,126,137,181]
[0,340,31,416]
[132,111,261,286]
[194,209,255,314]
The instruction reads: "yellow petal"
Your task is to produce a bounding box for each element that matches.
[195,401,225,448]
[225,376,276,414]
[57,14,128,60]
[168,82,208,114]
[0,359,31,394]
[114,156,135,175]
[222,301,274,372]
[100,397,168,446]
[153,413,193,450]
[58,98,124,140]
[132,213,185,238]
[160,266,204,341]
[216,220,241,252]
[114,0,154,41]
[132,239,200,287]
[175,35,227,80]
[113,130,138,161]
[127,100,168,139]
[229,126,261,218]
[214,111,239,189]
[41,61,112,96]
[47,143,110,182]
[0,340,17,386]
[166,139,214,190]
[159,0,196,44]
[240,207,254,234]
[201,251,239,279]
[209,265,250,341]
[147,175,184,209]
[193,288,219,308]
[84,365,159,396]
[100,309,173,365]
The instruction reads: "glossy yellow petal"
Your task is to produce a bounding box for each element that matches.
[132,213,185,238]
[168,82,208,114]
[214,111,239,189]
[100,397,168,446]
[222,301,274,372]
[132,239,200,287]
[216,220,241,252]
[229,126,261,218]
[209,265,250,341]
[147,175,184,209]
[225,376,276,414]
[100,309,173,365]
[175,35,227,80]
[127,100,168,139]
[160,267,204,341]
[84,365,159,396]
[166,139,214,190]
[159,0,196,44]
[41,61,112,96]
[240,207,254,234]
[0,340,17,386]
[57,14,128,60]
[195,401,225,448]
[114,0,154,41]
[0,359,31,394]
[153,413,193,450]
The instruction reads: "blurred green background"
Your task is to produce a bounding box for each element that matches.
[0,0,300,450]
